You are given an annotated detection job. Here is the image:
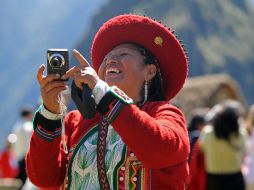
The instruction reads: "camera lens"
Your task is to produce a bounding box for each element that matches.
[51,56,62,67]
[49,53,65,67]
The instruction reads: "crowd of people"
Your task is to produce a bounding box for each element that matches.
[0,13,253,190]
[0,106,37,190]
[188,100,254,190]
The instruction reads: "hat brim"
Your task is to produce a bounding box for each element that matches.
[91,14,188,100]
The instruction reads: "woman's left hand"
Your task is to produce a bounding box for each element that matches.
[63,49,100,90]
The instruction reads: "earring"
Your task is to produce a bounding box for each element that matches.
[144,80,148,103]
[139,81,148,106]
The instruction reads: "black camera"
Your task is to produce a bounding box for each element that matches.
[47,49,69,78]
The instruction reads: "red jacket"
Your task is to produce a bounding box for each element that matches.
[26,101,190,190]
[0,149,18,178]
[187,140,206,190]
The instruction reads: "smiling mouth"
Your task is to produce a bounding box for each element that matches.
[106,68,122,75]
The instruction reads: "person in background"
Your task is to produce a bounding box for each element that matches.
[12,106,34,188]
[243,105,254,190]
[26,14,190,189]
[199,102,247,190]
[187,108,208,190]
[0,134,18,178]
[188,108,208,152]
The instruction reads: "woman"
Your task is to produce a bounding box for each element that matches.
[199,103,247,190]
[26,14,189,190]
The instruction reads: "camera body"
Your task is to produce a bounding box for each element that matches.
[47,49,69,78]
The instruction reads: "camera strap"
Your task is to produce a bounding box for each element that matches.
[58,93,68,154]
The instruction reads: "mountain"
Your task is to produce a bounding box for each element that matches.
[74,0,254,106]
[0,0,107,147]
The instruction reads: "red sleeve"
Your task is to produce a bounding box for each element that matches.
[112,101,190,169]
[26,113,74,188]
[26,133,66,188]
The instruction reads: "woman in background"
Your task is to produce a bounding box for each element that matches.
[199,103,247,190]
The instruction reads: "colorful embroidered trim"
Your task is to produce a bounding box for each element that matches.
[97,116,111,190]
[107,100,124,122]
[32,107,62,141]
[109,86,133,104]
[35,125,62,141]
[97,100,125,190]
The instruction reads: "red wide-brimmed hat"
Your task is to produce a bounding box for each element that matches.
[91,14,188,100]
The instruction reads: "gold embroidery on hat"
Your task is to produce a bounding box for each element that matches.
[154,36,163,46]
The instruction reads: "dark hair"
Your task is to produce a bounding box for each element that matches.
[132,43,166,101]
[188,115,206,132]
[213,107,239,140]
[20,106,33,117]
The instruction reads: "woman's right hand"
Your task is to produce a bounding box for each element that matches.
[37,64,68,113]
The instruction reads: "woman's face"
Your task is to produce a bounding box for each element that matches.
[98,43,156,102]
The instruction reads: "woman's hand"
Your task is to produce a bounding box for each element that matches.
[63,49,100,90]
[37,65,68,113]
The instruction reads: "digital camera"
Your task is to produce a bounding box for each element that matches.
[47,49,69,79]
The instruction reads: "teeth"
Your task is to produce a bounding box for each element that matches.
[106,68,121,75]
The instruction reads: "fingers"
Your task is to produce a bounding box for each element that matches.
[40,79,68,113]
[37,64,62,87]
[37,64,45,83]
[43,86,68,102]
[42,85,68,113]
[73,67,99,90]
[37,64,68,113]
[73,49,90,68]
[42,86,67,100]
[73,74,85,90]
[63,66,80,80]
[63,49,91,81]
[42,80,67,93]
[65,66,95,90]
[41,75,62,88]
